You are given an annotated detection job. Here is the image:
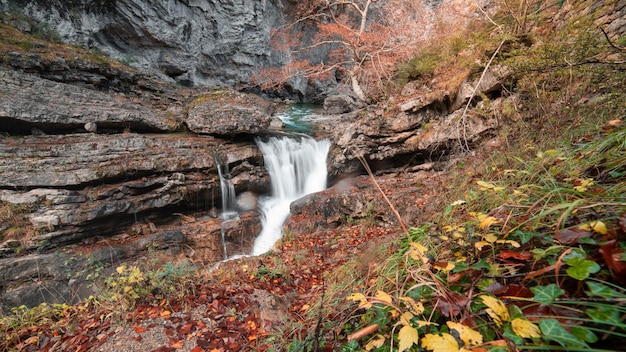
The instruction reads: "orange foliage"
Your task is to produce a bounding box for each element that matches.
[253,0,430,100]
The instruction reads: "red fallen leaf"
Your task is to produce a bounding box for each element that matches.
[555,228,592,245]
[179,322,194,335]
[190,347,204,352]
[498,250,532,261]
[132,326,146,333]
[600,240,626,285]
[486,283,532,298]
[435,291,469,317]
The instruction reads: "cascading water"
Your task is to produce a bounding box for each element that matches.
[252,136,330,255]
[213,152,239,259]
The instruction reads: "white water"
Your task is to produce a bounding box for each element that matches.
[214,156,239,221]
[252,136,330,255]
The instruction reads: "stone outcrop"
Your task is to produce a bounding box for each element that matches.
[0,133,264,251]
[0,0,288,88]
[0,69,180,134]
[186,90,276,136]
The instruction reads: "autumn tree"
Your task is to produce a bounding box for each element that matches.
[252,0,426,102]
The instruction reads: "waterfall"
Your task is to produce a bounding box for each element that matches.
[213,153,238,220]
[252,136,330,255]
[213,152,238,259]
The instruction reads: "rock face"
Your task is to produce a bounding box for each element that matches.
[0,0,288,88]
[0,69,180,134]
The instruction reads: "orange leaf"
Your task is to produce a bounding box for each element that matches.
[161,310,171,317]
[498,250,532,261]
[171,340,184,349]
[190,348,205,352]
[132,325,146,333]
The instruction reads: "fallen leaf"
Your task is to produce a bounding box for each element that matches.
[421,333,459,352]
[480,295,509,327]
[555,228,592,245]
[132,325,146,333]
[435,292,469,317]
[161,310,171,317]
[498,250,532,261]
[398,325,419,352]
[512,318,541,338]
[479,217,499,230]
[365,334,386,351]
[375,290,393,304]
[170,340,184,349]
[599,240,626,285]
[446,321,483,346]
[400,296,425,315]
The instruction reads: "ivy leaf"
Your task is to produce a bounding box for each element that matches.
[446,321,483,346]
[539,318,588,348]
[565,258,601,280]
[421,333,459,352]
[480,295,509,327]
[569,326,598,344]
[585,281,626,299]
[511,318,541,338]
[586,306,622,325]
[531,284,565,305]
[398,325,419,352]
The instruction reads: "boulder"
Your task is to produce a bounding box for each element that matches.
[186,90,275,136]
[323,94,355,114]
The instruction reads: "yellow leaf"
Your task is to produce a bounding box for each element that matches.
[590,221,608,235]
[446,321,483,346]
[484,233,498,243]
[398,325,419,352]
[421,333,459,352]
[511,318,541,338]
[408,242,429,264]
[400,296,425,315]
[410,242,428,255]
[451,200,466,206]
[480,295,509,327]
[474,241,491,251]
[476,180,495,190]
[347,293,371,309]
[479,216,499,230]
[400,311,414,326]
[435,262,455,272]
[442,225,454,232]
[375,290,393,304]
[496,239,521,248]
[365,334,386,351]
[116,265,126,274]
